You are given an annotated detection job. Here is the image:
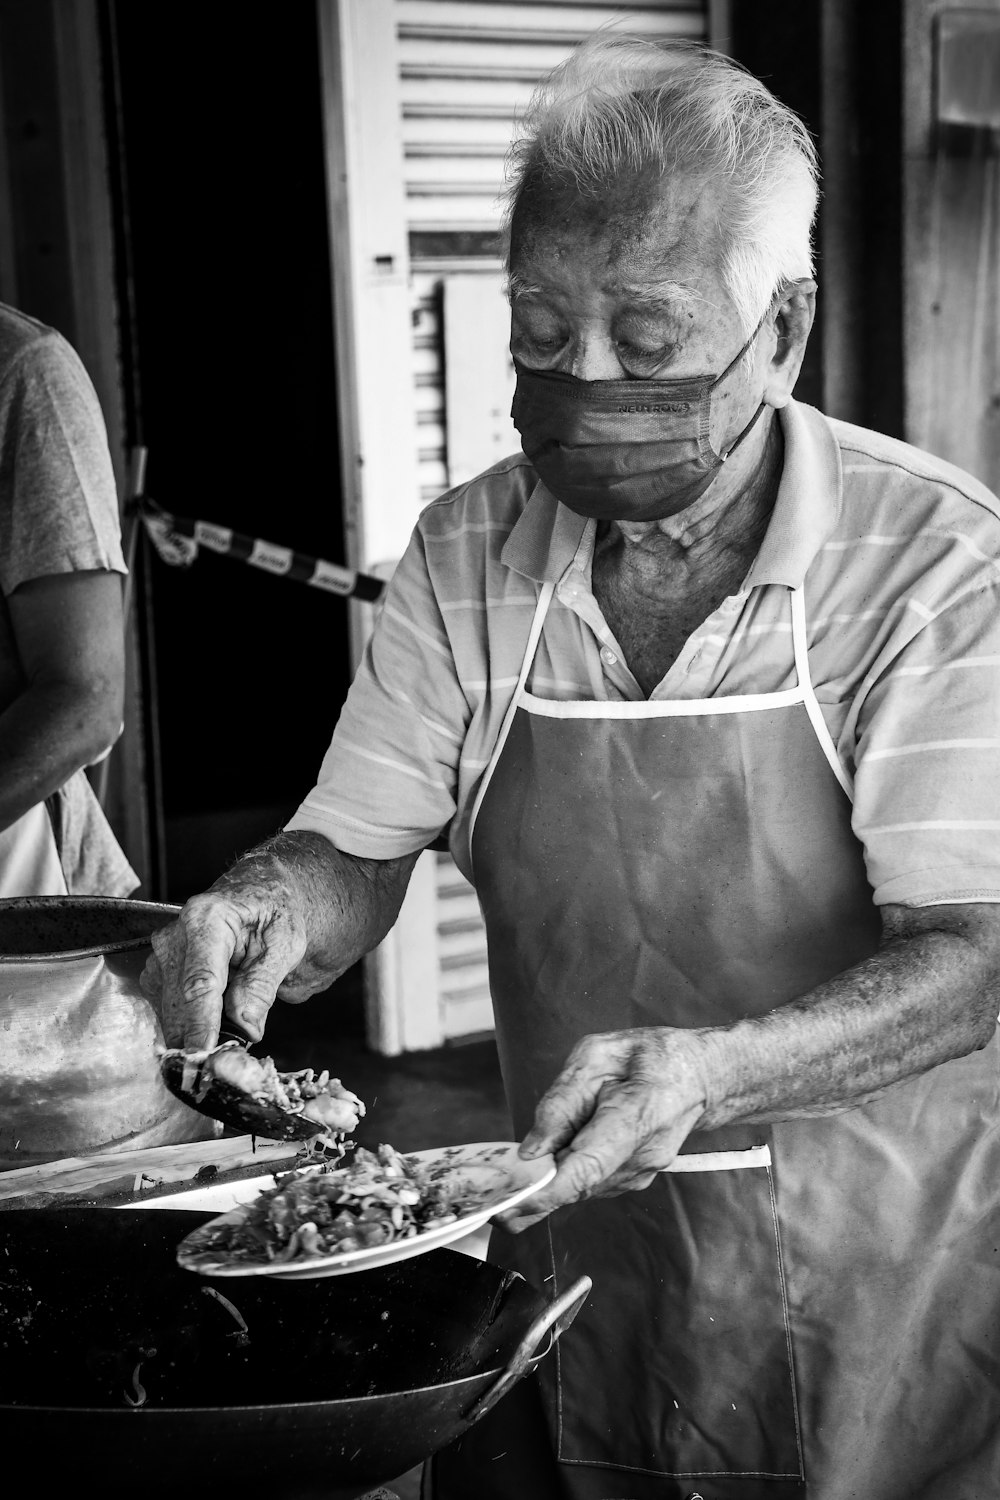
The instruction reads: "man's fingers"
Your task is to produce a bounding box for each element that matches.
[223,969,277,1042]
[139,953,163,1000]
[494,1206,549,1235]
[223,914,308,1040]
[178,944,234,1046]
[508,1070,705,1229]
[519,1035,632,1159]
[506,1029,712,1230]
[144,880,323,1053]
[561,1078,702,1187]
[494,1148,623,1234]
[151,905,238,1049]
[500,1133,635,1234]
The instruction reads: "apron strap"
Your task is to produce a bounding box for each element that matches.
[791,585,855,802]
[470,580,853,857]
[469,581,555,856]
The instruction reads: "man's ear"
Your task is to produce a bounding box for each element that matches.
[764,279,817,408]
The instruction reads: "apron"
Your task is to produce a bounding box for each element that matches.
[429,581,1000,1500]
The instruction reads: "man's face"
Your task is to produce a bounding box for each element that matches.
[509,171,769,468]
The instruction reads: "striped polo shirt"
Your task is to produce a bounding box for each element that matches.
[287,399,1000,909]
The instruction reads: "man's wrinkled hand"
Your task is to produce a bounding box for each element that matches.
[492,1027,710,1234]
[140,888,316,1051]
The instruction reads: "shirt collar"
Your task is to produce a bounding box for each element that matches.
[500,398,843,589]
[745,399,843,588]
[500,476,587,582]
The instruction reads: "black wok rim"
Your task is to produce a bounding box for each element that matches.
[0,1341,553,1417]
[0,1338,554,1416]
[0,896,180,960]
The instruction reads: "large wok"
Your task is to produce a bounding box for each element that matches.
[0,1207,589,1498]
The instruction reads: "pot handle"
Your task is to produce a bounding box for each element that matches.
[465,1274,592,1424]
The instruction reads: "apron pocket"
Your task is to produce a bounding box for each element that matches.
[524,1160,804,1484]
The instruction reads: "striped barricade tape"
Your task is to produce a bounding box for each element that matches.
[134,496,387,602]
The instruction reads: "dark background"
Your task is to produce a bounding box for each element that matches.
[109,1,352,901]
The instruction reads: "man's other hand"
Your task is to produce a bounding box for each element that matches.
[494,1027,710,1233]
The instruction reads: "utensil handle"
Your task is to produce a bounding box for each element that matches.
[465,1274,592,1424]
[217,1021,253,1048]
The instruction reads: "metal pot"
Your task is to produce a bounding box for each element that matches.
[0,896,216,1167]
[0,1206,590,1499]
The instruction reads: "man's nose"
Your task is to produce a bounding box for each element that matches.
[568,335,624,381]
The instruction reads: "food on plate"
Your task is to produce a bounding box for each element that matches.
[160,1041,365,1133]
[183,1144,494,1264]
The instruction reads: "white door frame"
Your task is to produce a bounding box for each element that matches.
[317,0,443,1054]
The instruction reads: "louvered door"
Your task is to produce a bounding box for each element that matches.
[321,0,708,1051]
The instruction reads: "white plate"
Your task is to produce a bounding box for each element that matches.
[175,1141,554,1280]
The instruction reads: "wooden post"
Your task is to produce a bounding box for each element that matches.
[903,0,1000,490]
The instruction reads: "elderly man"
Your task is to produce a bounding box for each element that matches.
[145,36,1000,1500]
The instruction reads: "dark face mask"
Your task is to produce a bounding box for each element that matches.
[511,323,767,521]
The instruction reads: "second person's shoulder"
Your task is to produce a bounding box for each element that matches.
[0,302,100,425]
[0,302,74,375]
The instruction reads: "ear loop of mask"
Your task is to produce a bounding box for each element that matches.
[712,306,773,462]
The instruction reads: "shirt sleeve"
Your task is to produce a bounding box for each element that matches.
[851,574,1000,906]
[0,332,124,597]
[286,521,472,859]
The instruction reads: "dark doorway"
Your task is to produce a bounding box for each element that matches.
[105,1,351,901]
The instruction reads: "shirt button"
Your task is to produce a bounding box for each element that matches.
[600,646,618,666]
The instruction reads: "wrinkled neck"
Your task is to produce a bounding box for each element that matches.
[600,411,783,584]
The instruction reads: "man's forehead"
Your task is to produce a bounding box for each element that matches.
[509,170,724,301]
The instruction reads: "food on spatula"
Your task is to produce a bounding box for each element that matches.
[203,1046,364,1132]
[183,1144,489,1265]
[160,1040,365,1134]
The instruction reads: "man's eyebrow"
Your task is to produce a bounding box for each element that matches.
[616,281,705,313]
[505,272,541,302]
[503,273,709,313]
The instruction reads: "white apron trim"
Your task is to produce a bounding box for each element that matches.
[470,580,854,852]
[665,1144,772,1172]
[791,584,855,800]
[468,580,555,837]
[519,686,805,719]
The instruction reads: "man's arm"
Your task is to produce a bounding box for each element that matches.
[499,901,1000,1229]
[142,830,420,1049]
[0,569,124,832]
[695,901,999,1122]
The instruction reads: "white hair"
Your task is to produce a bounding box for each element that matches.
[502,34,820,336]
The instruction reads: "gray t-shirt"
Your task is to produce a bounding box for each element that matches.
[0,302,137,895]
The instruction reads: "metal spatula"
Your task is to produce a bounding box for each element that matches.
[158,1026,364,1143]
